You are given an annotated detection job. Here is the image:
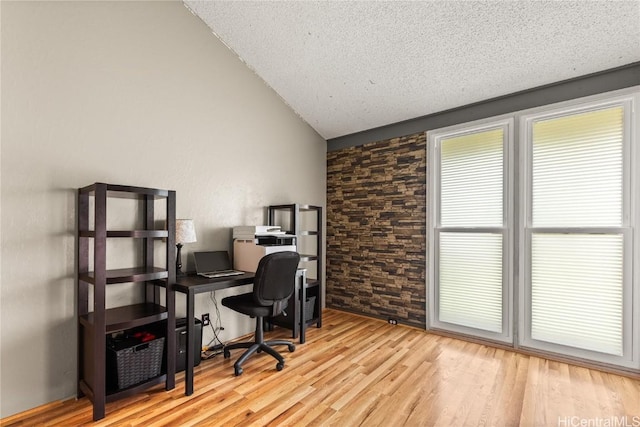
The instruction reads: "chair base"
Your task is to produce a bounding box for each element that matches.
[223,317,295,376]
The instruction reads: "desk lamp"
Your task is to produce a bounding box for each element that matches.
[175,219,197,276]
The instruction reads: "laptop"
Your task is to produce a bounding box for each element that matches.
[193,251,244,279]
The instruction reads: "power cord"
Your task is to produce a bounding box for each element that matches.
[201,348,223,360]
[201,291,225,359]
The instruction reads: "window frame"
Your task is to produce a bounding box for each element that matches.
[517,93,638,368]
[427,117,514,343]
[426,87,640,371]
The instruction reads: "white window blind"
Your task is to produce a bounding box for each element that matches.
[531,107,623,227]
[524,103,630,362]
[441,129,503,227]
[439,232,503,333]
[432,123,509,339]
[531,234,624,356]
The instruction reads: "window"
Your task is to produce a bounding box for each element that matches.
[428,89,639,369]
[520,99,636,367]
[429,119,513,342]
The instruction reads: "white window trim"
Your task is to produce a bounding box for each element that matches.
[427,116,514,344]
[425,86,640,371]
[517,92,639,369]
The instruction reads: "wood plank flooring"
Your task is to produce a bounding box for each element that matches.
[3,309,639,426]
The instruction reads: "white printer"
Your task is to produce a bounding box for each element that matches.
[233,226,297,272]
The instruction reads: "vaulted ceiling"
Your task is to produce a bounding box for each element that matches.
[185,1,640,140]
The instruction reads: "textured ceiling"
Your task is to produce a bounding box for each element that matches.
[185,1,640,140]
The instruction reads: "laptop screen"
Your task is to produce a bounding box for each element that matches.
[194,251,232,273]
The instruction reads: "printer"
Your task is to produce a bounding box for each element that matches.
[233,226,297,272]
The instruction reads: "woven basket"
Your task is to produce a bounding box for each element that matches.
[107,336,164,390]
[304,296,316,322]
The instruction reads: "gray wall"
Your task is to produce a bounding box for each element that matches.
[0,1,326,417]
[328,62,640,151]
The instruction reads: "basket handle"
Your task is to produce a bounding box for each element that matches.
[133,342,149,352]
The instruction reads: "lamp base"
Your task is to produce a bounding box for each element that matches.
[176,243,184,276]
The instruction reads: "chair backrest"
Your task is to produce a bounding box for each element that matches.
[252,251,300,312]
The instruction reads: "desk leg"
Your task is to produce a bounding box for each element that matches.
[300,270,307,344]
[185,290,195,396]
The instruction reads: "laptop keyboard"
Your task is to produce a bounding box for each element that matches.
[201,270,244,278]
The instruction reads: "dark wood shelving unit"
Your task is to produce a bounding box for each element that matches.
[77,183,176,421]
[268,204,323,342]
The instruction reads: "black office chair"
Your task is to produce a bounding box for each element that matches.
[222,251,300,376]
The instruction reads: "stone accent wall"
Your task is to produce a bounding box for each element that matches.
[326,132,427,327]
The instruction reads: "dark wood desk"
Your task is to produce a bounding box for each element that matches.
[173,272,255,395]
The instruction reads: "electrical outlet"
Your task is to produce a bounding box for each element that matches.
[388,318,398,325]
[202,313,210,326]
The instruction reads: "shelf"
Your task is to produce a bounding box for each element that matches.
[275,230,318,237]
[79,183,169,199]
[305,278,320,288]
[106,374,166,401]
[269,313,298,329]
[300,254,318,262]
[80,267,168,285]
[79,303,167,333]
[79,230,168,239]
[299,205,322,211]
[268,203,321,212]
[269,312,320,330]
[304,317,321,327]
[79,374,167,404]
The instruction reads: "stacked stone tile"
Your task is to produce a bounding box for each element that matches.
[326,132,427,327]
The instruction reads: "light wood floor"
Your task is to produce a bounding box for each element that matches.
[3,309,639,426]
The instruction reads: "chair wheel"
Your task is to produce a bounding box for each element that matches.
[223,349,230,359]
[234,367,243,376]
[276,362,284,371]
[288,344,296,352]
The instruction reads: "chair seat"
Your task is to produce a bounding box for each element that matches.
[222,292,287,318]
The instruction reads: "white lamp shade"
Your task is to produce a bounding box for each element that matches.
[175,219,197,244]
